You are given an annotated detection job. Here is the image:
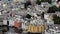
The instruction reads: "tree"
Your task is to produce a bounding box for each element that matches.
[53,15,60,24]
[36,0,51,4]
[41,0,51,4]
[24,1,32,9]
[2,29,7,34]
[25,14,31,19]
[8,0,11,1]
[57,0,60,2]
[41,12,44,19]
[58,6,60,11]
[36,0,41,5]
[47,5,58,13]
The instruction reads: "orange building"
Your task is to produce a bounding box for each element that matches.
[14,21,22,29]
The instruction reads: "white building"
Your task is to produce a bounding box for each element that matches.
[0,12,2,15]
[3,19,7,25]
[13,0,24,2]
[30,0,36,6]
[46,20,54,25]
[9,19,14,26]
[3,18,14,26]
[55,12,60,17]
[45,24,60,34]
[44,13,53,20]
[44,13,54,25]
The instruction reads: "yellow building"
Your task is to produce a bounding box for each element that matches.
[28,24,47,33]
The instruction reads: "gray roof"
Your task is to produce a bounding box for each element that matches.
[49,24,60,30]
